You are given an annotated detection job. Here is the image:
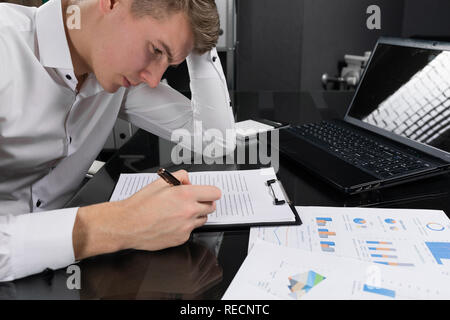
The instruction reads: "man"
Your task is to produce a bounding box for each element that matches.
[0,0,236,281]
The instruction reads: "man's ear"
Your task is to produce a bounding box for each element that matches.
[98,0,119,15]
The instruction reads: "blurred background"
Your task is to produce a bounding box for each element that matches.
[2,0,450,157]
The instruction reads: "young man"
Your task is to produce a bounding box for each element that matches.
[0,0,236,281]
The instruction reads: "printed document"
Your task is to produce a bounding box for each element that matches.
[223,240,450,300]
[110,168,297,226]
[249,206,450,270]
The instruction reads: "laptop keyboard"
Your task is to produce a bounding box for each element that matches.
[287,121,433,179]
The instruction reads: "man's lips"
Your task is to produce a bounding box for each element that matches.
[123,76,131,88]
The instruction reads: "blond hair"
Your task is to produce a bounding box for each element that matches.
[130,0,220,54]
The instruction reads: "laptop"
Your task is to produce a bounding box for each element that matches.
[278,37,450,194]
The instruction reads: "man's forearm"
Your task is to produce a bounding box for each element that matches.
[73,202,128,261]
[72,170,220,261]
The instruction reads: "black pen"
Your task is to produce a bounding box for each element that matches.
[157,168,182,186]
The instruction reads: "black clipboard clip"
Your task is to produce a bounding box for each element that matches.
[266,179,292,206]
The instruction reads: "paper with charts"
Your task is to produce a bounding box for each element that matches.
[249,206,450,270]
[222,240,450,300]
[109,168,296,226]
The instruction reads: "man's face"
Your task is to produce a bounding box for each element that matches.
[91,1,194,93]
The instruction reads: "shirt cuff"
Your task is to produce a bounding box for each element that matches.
[10,208,78,280]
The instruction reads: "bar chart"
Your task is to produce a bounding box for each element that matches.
[316,217,337,252]
[365,240,415,267]
[320,241,336,253]
[363,284,396,298]
[316,217,332,227]
[425,242,450,265]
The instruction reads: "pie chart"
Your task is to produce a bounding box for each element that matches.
[426,223,445,232]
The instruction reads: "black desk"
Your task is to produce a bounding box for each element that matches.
[4,91,450,300]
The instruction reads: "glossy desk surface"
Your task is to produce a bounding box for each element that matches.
[5,91,450,299]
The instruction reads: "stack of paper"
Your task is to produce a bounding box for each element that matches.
[223,206,450,300]
[223,239,450,300]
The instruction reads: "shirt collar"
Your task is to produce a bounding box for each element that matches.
[35,0,106,96]
[36,0,74,70]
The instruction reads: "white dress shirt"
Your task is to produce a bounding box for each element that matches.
[0,0,236,281]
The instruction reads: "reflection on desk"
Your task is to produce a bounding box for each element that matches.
[2,234,224,300]
[79,241,223,300]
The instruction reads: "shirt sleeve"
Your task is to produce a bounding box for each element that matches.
[0,34,8,92]
[0,208,78,282]
[119,48,236,157]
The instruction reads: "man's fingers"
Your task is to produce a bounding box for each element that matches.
[186,185,222,202]
[195,201,217,217]
[135,178,167,196]
[172,170,191,185]
[142,170,190,194]
[193,215,209,229]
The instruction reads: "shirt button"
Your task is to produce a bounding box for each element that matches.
[212,56,217,62]
[36,200,42,207]
[66,74,72,80]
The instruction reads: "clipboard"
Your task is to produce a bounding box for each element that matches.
[109,168,302,232]
[197,176,302,232]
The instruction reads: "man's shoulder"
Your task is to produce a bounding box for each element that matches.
[0,4,37,63]
[0,3,37,33]
[0,4,36,89]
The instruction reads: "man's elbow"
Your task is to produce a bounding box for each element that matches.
[201,127,236,159]
[222,138,237,157]
[201,134,236,159]
[205,139,236,159]
[217,128,237,157]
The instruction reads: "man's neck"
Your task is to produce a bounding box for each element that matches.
[62,0,93,78]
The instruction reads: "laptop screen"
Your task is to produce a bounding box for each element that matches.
[346,42,450,155]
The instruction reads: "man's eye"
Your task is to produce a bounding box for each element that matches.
[153,46,163,56]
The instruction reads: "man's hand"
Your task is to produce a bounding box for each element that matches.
[72,170,221,260]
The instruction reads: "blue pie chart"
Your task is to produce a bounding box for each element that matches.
[426,223,445,232]
[354,218,366,224]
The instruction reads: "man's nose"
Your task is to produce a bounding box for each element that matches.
[140,64,166,88]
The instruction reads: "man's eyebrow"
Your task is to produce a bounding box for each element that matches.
[158,40,174,64]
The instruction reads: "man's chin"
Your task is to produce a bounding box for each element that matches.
[99,81,122,94]
[105,86,121,94]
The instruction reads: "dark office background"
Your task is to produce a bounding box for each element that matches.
[236,0,450,92]
[3,0,450,93]
[161,0,450,96]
